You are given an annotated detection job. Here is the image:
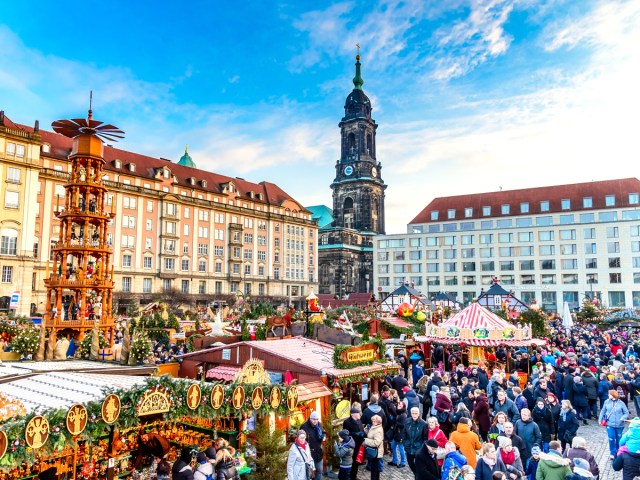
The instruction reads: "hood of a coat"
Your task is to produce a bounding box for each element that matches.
[539,451,571,468]
[446,450,468,466]
[456,422,471,434]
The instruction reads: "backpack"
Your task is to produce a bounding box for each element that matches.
[447,464,462,480]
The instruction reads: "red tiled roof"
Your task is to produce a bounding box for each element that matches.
[410,178,640,224]
[10,118,308,212]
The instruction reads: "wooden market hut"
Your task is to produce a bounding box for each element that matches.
[477,278,529,314]
[379,284,430,313]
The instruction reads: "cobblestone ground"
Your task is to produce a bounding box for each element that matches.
[350,417,623,480]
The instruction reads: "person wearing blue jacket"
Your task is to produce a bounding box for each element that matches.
[599,389,630,459]
[441,441,467,480]
[597,374,614,409]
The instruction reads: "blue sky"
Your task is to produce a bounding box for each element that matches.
[1,0,639,233]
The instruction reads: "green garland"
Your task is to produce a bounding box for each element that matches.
[0,375,291,469]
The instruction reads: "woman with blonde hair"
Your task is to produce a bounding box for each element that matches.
[558,400,579,451]
[215,448,238,479]
[476,443,508,480]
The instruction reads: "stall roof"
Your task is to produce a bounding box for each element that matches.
[297,381,333,402]
[414,337,546,347]
[206,365,241,382]
[179,338,396,379]
[0,372,148,414]
[0,360,156,384]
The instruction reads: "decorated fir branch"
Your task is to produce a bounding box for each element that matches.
[0,374,295,469]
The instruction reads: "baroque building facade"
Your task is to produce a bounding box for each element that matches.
[0,110,318,317]
[311,54,386,296]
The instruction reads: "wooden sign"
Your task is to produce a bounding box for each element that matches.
[251,387,264,410]
[0,431,7,461]
[186,384,201,410]
[102,394,121,424]
[232,386,245,410]
[286,386,299,411]
[235,358,271,385]
[339,343,379,363]
[211,385,225,410]
[335,400,351,420]
[25,415,49,449]
[137,388,171,416]
[66,404,88,436]
[269,387,282,409]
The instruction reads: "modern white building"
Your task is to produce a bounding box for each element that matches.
[373,178,640,311]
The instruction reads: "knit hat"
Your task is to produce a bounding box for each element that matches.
[497,436,512,449]
[338,429,351,442]
[197,452,207,464]
[402,386,411,393]
[350,406,362,414]
[609,389,620,400]
[310,411,320,420]
[426,439,439,449]
[573,458,590,471]
[205,446,217,459]
[531,445,541,456]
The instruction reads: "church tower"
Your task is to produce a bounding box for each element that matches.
[331,53,386,234]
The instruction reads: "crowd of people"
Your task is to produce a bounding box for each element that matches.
[288,319,640,480]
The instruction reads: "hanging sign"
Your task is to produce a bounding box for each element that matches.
[102,394,121,424]
[9,291,19,310]
[335,400,352,420]
[269,387,282,409]
[25,416,49,449]
[0,431,7,461]
[286,386,299,411]
[251,386,264,410]
[232,386,245,410]
[66,404,88,436]
[186,384,201,410]
[211,385,225,410]
[339,343,379,363]
[137,387,171,416]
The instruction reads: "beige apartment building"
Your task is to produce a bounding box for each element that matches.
[0,111,318,316]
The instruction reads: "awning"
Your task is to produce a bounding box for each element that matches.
[206,365,241,382]
[415,336,546,347]
[297,381,333,403]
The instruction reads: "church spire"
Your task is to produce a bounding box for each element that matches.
[353,45,364,90]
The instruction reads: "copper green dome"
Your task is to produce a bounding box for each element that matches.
[178,145,196,168]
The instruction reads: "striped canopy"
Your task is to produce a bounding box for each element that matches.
[414,336,546,347]
[441,302,513,330]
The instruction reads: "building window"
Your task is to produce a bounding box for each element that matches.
[541,274,556,284]
[540,260,556,270]
[4,191,19,209]
[561,244,577,255]
[561,199,570,210]
[521,275,536,285]
[605,195,616,206]
[198,281,206,294]
[562,259,578,270]
[585,258,597,269]
[609,257,621,268]
[587,273,598,284]
[181,280,190,293]
[164,258,175,270]
[482,206,491,216]
[143,278,152,293]
[585,243,597,254]
[215,261,222,273]
[431,211,439,220]
[630,193,639,204]
[0,231,18,255]
[609,291,625,307]
[520,202,529,213]
[6,167,21,184]
[1,266,13,283]
[540,201,549,212]
[464,208,473,218]
[122,255,132,267]
[518,232,533,242]
[200,244,211,255]
[122,277,131,292]
[144,257,152,269]
[197,260,206,272]
[583,197,592,208]
[608,242,620,254]
[501,204,510,215]
[607,227,619,238]
[610,273,622,284]
[181,259,189,271]
[500,261,514,271]
[499,233,512,243]
[520,260,535,270]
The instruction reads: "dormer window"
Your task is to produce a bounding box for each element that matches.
[258,193,264,201]
[561,199,570,210]
[189,177,196,186]
[163,169,170,179]
[465,208,473,218]
[42,144,51,153]
[229,184,235,193]
[447,209,456,219]
[431,211,439,221]
[201,180,207,188]
[128,163,136,172]
[501,204,510,215]
[114,160,122,169]
[605,195,615,206]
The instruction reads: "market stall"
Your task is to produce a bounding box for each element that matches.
[416,302,545,370]
[0,364,296,480]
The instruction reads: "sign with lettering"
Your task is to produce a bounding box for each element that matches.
[339,343,379,363]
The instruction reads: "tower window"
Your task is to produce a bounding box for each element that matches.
[347,133,356,154]
[366,133,372,154]
[343,197,354,229]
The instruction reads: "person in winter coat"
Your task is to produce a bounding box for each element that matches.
[335,430,355,480]
[563,369,575,405]
[300,411,326,480]
[193,452,214,480]
[287,430,315,480]
[533,399,554,452]
[515,409,542,465]
[415,439,441,480]
[362,395,387,431]
[620,417,640,453]
[451,403,472,429]
[427,416,448,467]
[404,387,421,412]
[495,390,521,423]
[489,412,509,446]
[476,443,508,480]
[434,388,455,436]
[613,374,630,407]
[441,441,467,480]
[390,402,407,468]
[474,392,492,441]
[405,407,429,476]
[564,458,593,480]
[612,448,640,480]
[535,441,571,480]
[398,352,409,379]
[172,447,194,480]
[571,377,589,425]
[214,449,238,480]
[597,374,613,409]
[562,437,599,478]
[526,445,541,480]
[599,389,630,458]
[558,400,580,451]
[450,418,482,468]
[155,460,171,480]
[343,407,364,480]
[363,415,384,480]
[545,394,561,440]
[499,422,527,465]
[410,350,424,387]
[497,436,525,480]
[581,370,599,420]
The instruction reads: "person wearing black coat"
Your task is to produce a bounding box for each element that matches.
[172,448,195,480]
[558,401,580,451]
[392,374,410,399]
[414,439,440,480]
[572,377,589,424]
[612,450,640,480]
[581,370,599,420]
[532,399,554,451]
[477,367,489,391]
[343,408,365,480]
[300,413,327,479]
[563,369,575,404]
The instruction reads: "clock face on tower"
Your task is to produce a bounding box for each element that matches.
[371,167,377,177]
[344,165,354,176]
